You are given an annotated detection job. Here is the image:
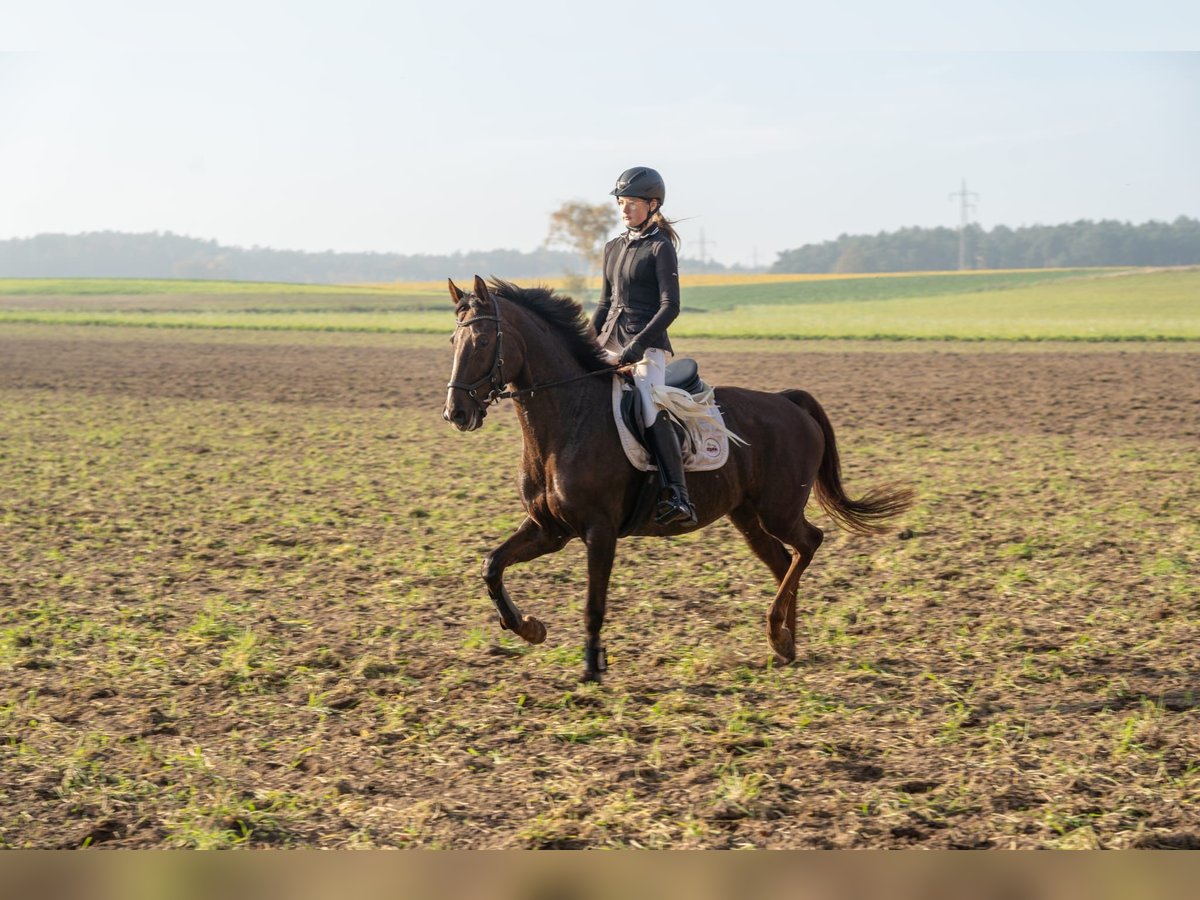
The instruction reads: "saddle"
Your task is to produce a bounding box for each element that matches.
[613,358,739,474]
[612,358,741,537]
[618,358,704,447]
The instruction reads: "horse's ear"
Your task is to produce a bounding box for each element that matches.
[473,275,491,301]
[448,278,464,305]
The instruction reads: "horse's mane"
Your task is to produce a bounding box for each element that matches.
[486,278,609,372]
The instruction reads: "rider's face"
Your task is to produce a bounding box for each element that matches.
[617,196,655,229]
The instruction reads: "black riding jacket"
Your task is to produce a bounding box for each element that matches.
[591,226,680,356]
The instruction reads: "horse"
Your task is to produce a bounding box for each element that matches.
[443,275,913,682]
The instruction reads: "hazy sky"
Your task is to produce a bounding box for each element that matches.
[3,3,1198,267]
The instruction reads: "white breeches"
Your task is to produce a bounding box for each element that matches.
[604,346,671,428]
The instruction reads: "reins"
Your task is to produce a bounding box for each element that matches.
[496,367,620,401]
[448,291,620,408]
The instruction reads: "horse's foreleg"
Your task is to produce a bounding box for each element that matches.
[581,525,618,683]
[483,516,568,645]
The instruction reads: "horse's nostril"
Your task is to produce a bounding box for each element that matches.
[452,408,467,425]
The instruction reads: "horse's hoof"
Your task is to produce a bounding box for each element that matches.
[581,669,604,684]
[770,627,796,665]
[518,615,547,645]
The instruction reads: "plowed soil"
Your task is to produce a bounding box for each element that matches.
[1,328,1196,848]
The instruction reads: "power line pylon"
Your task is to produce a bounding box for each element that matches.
[948,179,979,270]
[690,228,716,267]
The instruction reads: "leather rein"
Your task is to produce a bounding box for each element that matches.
[447,291,620,409]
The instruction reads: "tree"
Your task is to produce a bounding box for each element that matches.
[832,239,870,273]
[771,217,1200,273]
[544,200,618,276]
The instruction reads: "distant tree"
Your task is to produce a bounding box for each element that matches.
[544,200,618,275]
[771,217,1200,273]
[0,232,593,282]
[5,216,1196,282]
[832,239,870,273]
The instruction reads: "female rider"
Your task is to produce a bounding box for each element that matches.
[592,166,697,527]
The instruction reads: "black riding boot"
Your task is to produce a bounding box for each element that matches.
[647,411,698,526]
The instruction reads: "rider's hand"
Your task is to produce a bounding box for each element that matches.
[617,341,644,366]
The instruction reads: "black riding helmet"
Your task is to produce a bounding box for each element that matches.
[610,167,666,206]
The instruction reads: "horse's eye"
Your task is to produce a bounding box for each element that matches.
[478,336,490,347]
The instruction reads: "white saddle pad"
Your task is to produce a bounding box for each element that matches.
[610,377,744,473]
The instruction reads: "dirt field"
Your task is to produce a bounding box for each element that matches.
[1,327,1196,848]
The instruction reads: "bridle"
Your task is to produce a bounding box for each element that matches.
[447,290,620,411]
[447,290,508,409]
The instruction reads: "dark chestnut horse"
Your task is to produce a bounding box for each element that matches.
[443,275,912,682]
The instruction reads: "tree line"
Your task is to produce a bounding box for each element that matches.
[771,217,1200,273]
[0,230,730,282]
[4,217,1195,282]
[0,232,596,282]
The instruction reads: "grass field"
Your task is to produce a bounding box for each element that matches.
[0,278,413,296]
[1,273,1197,848]
[1,320,1198,848]
[0,269,1125,296]
[681,268,1118,310]
[1,269,1195,341]
[679,270,1200,340]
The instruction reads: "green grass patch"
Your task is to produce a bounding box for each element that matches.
[0,278,424,296]
[682,268,1120,311]
[2,270,1194,340]
[673,270,1199,340]
[0,309,448,332]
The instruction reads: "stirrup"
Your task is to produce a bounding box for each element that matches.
[655,493,697,526]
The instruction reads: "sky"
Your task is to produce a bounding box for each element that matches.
[2,2,1198,268]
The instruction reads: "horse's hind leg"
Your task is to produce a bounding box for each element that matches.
[735,506,823,664]
[773,519,823,664]
[483,516,569,645]
[729,505,792,584]
[765,554,805,664]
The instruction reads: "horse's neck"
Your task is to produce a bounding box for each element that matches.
[509,311,606,455]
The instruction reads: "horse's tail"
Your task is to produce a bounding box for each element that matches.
[783,389,914,535]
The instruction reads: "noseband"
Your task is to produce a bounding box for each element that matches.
[447,291,508,409]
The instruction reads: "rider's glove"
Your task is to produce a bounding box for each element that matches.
[618,341,644,366]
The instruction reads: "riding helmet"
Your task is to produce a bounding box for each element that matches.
[610,167,666,205]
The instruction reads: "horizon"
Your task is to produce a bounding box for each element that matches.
[4,212,1198,268]
[4,8,1198,267]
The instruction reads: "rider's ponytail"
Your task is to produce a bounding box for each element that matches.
[650,209,680,250]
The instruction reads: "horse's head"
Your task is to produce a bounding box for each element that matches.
[443,275,515,431]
